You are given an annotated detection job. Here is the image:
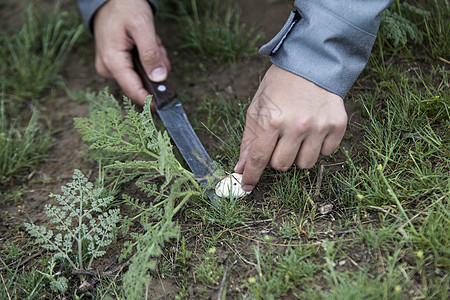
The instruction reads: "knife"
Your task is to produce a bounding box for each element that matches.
[132,49,219,204]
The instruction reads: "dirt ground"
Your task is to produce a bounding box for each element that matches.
[0,0,370,298]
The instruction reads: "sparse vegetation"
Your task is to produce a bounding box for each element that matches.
[164,0,264,67]
[0,98,51,184]
[0,5,83,100]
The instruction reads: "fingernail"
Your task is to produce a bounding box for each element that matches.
[234,161,243,172]
[243,184,254,192]
[149,67,167,82]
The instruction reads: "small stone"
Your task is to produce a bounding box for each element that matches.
[215,173,251,198]
[319,204,333,214]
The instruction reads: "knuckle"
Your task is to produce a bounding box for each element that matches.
[270,161,290,171]
[331,113,348,130]
[249,153,267,168]
[267,116,283,129]
[292,119,309,136]
[140,48,161,64]
[245,106,257,120]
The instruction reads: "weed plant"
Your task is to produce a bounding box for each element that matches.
[0,5,83,99]
[75,94,207,298]
[0,99,51,184]
[24,170,121,290]
[194,246,224,285]
[379,1,430,50]
[178,0,264,66]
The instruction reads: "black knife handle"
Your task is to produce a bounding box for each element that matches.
[132,48,177,109]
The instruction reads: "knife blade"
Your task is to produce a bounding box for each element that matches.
[132,49,219,204]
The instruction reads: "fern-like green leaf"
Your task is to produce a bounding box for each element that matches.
[380,2,430,48]
[25,169,120,270]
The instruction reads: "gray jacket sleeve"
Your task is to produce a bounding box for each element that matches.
[260,0,394,98]
[77,0,157,31]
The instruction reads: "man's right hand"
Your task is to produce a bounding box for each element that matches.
[93,0,170,105]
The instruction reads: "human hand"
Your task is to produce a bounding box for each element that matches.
[234,64,348,191]
[93,0,170,105]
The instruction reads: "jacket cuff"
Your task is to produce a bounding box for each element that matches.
[260,0,391,98]
[78,0,157,32]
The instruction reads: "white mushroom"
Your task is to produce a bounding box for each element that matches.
[215,173,251,198]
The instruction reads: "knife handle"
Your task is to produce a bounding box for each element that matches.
[132,48,176,109]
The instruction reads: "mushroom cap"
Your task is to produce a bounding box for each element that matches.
[215,173,251,198]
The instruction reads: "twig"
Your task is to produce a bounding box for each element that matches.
[217,261,229,300]
[72,258,132,277]
[303,186,316,209]
[100,260,129,300]
[314,164,324,198]
[224,242,257,267]
[0,271,11,300]
[367,205,403,221]
[438,57,450,65]
[102,255,118,272]
[341,252,374,278]
[315,228,358,236]
[238,218,273,228]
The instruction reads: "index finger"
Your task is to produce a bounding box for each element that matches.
[241,124,279,191]
[108,52,149,105]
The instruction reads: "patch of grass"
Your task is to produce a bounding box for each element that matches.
[245,243,318,299]
[270,168,310,210]
[0,263,46,299]
[0,236,54,299]
[157,0,211,18]
[0,5,83,100]
[315,257,408,300]
[412,196,449,268]
[178,0,264,66]
[333,59,449,298]
[192,191,253,228]
[423,0,450,59]
[193,92,236,134]
[340,69,449,208]
[0,99,51,185]
[210,99,249,168]
[0,186,24,204]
